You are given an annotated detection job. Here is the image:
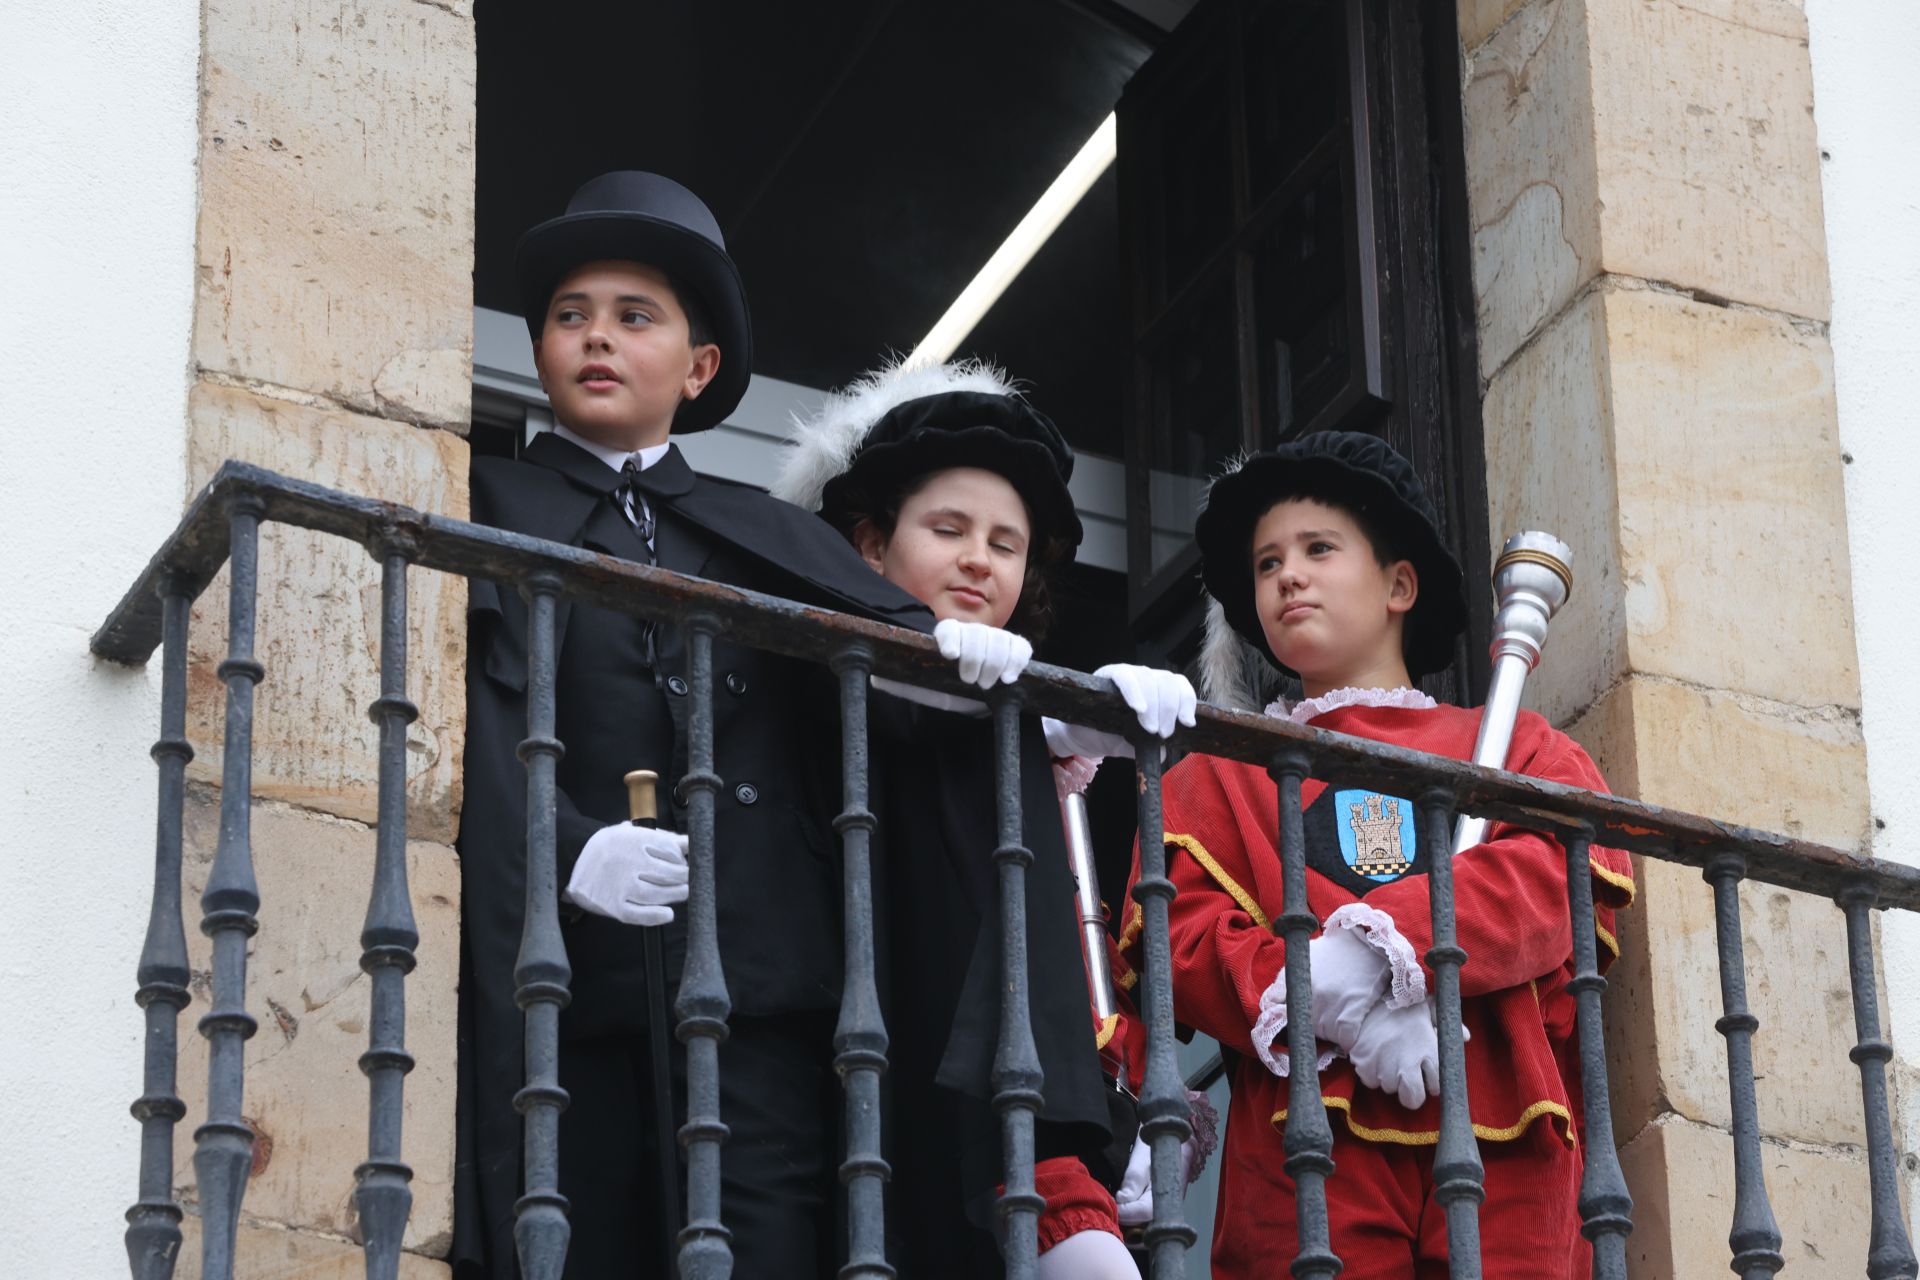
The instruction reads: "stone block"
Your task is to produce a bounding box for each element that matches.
[1464,0,1602,378]
[1601,286,1856,711]
[193,0,477,427]
[176,1216,450,1278]
[1588,0,1830,324]
[1480,287,1627,729]
[1566,676,1868,1147]
[185,380,468,843]
[1458,0,1532,53]
[1618,1116,1872,1278]
[172,790,459,1255]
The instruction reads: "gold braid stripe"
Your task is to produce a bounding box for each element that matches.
[1596,922,1619,960]
[1165,832,1271,929]
[1590,857,1637,905]
[1272,1096,1577,1149]
[1094,1013,1120,1051]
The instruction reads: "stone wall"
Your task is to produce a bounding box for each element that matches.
[170,0,477,1270]
[1460,0,1879,1273]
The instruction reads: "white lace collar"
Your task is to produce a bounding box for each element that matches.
[1263,686,1438,725]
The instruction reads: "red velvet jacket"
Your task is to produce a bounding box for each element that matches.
[1121,700,1634,1151]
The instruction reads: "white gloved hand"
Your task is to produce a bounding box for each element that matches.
[1307,926,1391,1049]
[1097,663,1197,739]
[1042,665,1198,762]
[1112,1131,1199,1227]
[934,618,1033,689]
[1348,997,1461,1110]
[1035,1227,1136,1277]
[563,822,689,926]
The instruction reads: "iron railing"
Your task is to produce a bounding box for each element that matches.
[96,462,1920,1279]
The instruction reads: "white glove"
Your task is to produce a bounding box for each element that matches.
[1042,665,1198,761]
[1307,926,1391,1049]
[1112,1131,1197,1228]
[934,618,1033,689]
[1036,1227,1136,1277]
[1348,997,1453,1110]
[563,823,689,926]
[1099,663,1197,738]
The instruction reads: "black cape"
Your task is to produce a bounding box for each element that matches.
[453,434,934,1276]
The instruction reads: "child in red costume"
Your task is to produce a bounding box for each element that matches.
[1122,432,1634,1279]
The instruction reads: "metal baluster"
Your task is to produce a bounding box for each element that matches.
[1560,827,1631,1278]
[126,577,194,1279]
[1840,885,1920,1280]
[513,575,571,1278]
[1270,749,1337,1279]
[1703,853,1784,1279]
[989,689,1043,1278]
[1418,790,1483,1278]
[194,498,267,1280]
[830,643,892,1278]
[1129,737,1194,1276]
[676,615,733,1279]
[356,546,420,1276]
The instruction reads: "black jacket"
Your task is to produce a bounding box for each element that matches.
[453,432,933,1274]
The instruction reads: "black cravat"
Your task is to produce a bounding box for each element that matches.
[616,457,660,668]
[616,457,657,564]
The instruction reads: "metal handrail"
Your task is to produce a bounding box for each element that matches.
[95,461,1916,909]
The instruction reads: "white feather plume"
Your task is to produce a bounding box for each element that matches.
[770,357,1024,513]
[1198,594,1293,713]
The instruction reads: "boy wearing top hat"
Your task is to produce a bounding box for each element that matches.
[453,172,947,1277]
[1118,432,1635,1278]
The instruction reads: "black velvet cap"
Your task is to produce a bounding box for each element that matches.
[1195,431,1467,679]
[514,171,752,432]
[818,390,1084,557]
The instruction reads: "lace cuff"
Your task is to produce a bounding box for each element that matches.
[1323,902,1426,1009]
[1051,754,1100,799]
[1250,966,1341,1079]
[1184,1088,1221,1181]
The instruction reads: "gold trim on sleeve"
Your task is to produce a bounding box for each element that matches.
[1165,832,1271,929]
[1094,1013,1120,1051]
[1590,857,1636,904]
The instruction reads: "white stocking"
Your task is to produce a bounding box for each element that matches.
[1034,1228,1137,1279]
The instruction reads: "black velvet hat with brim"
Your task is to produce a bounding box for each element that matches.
[1196,431,1467,679]
[514,171,752,432]
[818,390,1084,559]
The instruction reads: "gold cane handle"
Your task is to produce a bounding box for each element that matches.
[624,769,659,825]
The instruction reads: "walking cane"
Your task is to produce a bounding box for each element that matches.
[624,769,684,1271]
[1452,532,1574,853]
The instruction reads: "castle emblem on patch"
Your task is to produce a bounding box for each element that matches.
[1336,790,1416,881]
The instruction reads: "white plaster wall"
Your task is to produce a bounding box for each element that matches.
[0,1,201,1268]
[1807,0,1920,1155]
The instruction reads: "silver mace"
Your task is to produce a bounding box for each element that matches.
[1060,788,1118,1022]
[1452,531,1574,854]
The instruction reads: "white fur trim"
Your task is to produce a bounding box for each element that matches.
[769,357,1023,512]
[1284,685,1436,725]
[1323,902,1426,1010]
[1251,967,1341,1079]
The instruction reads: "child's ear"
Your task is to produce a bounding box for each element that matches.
[530,337,548,392]
[1386,560,1419,615]
[850,519,888,573]
[681,343,722,401]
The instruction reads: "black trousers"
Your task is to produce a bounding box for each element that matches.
[559,1010,842,1279]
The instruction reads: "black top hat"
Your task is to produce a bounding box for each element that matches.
[1195,431,1467,679]
[820,390,1084,559]
[514,171,752,432]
